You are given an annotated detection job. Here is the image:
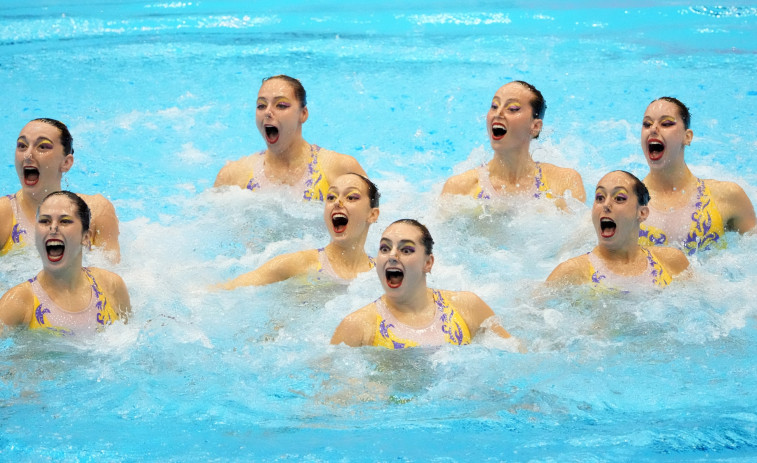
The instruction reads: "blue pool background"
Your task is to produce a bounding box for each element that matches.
[1,1,757,461]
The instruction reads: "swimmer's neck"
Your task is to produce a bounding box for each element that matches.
[264,138,311,167]
[17,185,62,222]
[38,266,88,298]
[644,164,696,195]
[324,241,371,274]
[594,244,645,267]
[384,286,433,315]
[489,149,535,183]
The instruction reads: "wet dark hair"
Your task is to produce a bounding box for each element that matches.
[31,118,74,155]
[347,173,380,208]
[262,75,307,107]
[390,219,434,255]
[613,170,650,206]
[38,190,91,232]
[513,80,546,120]
[653,97,691,130]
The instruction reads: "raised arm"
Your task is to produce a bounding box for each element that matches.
[216,249,317,290]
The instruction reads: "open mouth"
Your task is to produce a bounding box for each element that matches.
[23,166,40,186]
[599,218,616,238]
[385,268,404,288]
[331,213,348,234]
[264,125,279,144]
[491,123,507,140]
[647,139,665,161]
[45,239,65,262]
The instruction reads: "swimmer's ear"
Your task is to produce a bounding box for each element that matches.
[683,128,693,146]
[300,106,309,124]
[530,118,543,139]
[60,153,74,173]
[423,254,434,273]
[638,205,650,223]
[367,207,379,224]
[80,229,92,249]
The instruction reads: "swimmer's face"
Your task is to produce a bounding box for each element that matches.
[324,174,379,241]
[377,223,433,294]
[641,100,692,170]
[35,195,90,270]
[487,82,542,151]
[15,121,73,199]
[255,78,308,150]
[592,171,648,248]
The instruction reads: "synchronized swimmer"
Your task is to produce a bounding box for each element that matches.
[0,119,121,262]
[1,75,754,343]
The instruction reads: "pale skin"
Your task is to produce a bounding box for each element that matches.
[641,99,756,234]
[217,173,379,289]
[0,120,121,262]
[330,222,521,348]
[442,81,586,208]
[214,77,366,190]
[0,195,130,333]
[547,171,689,285]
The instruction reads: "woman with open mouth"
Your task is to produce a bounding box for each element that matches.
[0,118,121,262]
[547,171,689,291]
[0,191,130,335]
[214,75,367,202]
[638,97,755,255]
[217,173,380,289]
[331,219,522,350]
[441,80,585,210]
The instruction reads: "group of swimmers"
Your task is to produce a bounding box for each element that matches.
[0,75,754,349]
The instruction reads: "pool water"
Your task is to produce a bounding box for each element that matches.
[1,1,757,461]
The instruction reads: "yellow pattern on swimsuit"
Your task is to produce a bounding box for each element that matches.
[474,162,553,199]
[246,144,330,201]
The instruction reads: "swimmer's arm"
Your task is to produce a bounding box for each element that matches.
[452,291,525,351]
[654,247,690,277]
[546,255,590,285]
[716,181,757,234]
[87,195,121,263]
[213,159,249,188]
[560,168,586,203]
[91,268,132,321]
[441,170,478,197]
[216,250,318,290]
[330,305,374,347]
[330,151,367,178]
[0,283,34,332]
[0,197,13,250]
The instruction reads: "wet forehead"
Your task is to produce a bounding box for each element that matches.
[38,195,77,217]
[596,171,635,192]
[330,173,367,193]
[19,120,60,141]
[257,78,297,101]
[381,223,421,244]
[492,81,533,103]
[644,100,680,120]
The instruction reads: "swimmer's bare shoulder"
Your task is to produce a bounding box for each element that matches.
[705,178,756,233]
[441,169,480,197]
[217,249,320,290]
[214,154,259,188]
[649,246,690,277]
[88,267,132,320]
[0,280,34,330]
[317,148,367,184]
[330,301,377,347]
[546,254,592,285]
[0,195,13,249]
[77,193,120,262]
[540,162,586,202]
[446,290,511,338]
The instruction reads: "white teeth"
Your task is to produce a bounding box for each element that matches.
[46,239,63,246]
[493,123,505,129]
[333,213,347,219]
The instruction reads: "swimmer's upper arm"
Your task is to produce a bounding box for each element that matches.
[330,305,374,347]
[0,196,13,250]
[321,150,367,184]
[562,168,586,203]
[90,268,132,321]
[0,282,33,330]
[441,170,478,197]
[218,250,317,289]
[712,180,757,234]
[84,194,121,263]
[655,247,690,277]
[214,158,249,188]
[451,291,511,338]
[546,255,589,285]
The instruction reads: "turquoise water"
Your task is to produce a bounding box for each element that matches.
[1,2,757,461]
